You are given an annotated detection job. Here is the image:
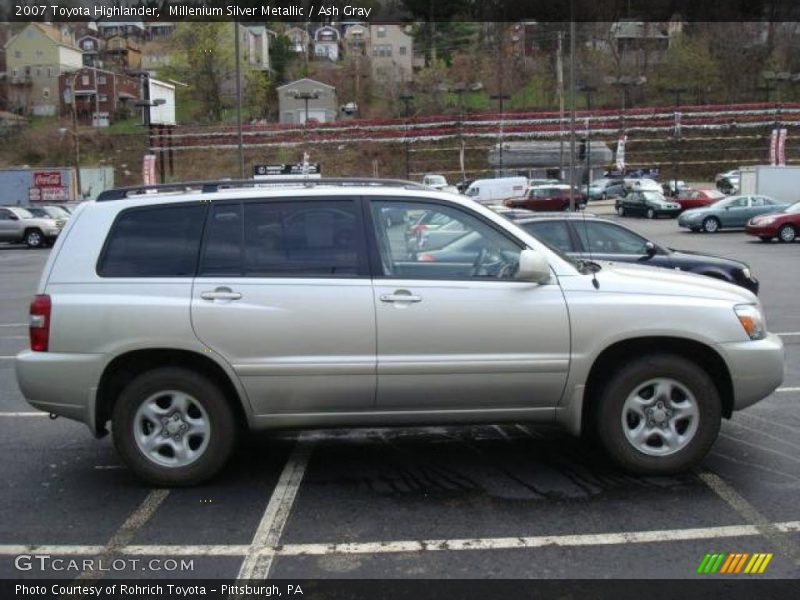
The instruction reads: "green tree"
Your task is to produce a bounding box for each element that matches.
[656,34,720,104]
[169,22,235,123]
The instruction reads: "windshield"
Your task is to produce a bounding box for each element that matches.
[14,208,34,219]
[641,191,666,202]
[426,176,446,186]
[784,201,800,215]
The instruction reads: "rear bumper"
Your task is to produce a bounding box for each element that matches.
[15,350,104,432]
[716,333,784,411]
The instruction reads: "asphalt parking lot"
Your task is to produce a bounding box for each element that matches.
[0,215,798,581]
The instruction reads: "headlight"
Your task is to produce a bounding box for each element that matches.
[734,304,766,340]
[741,267,751,279]
[758,217,776,225]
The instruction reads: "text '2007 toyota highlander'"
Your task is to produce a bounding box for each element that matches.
[15,179,784,486]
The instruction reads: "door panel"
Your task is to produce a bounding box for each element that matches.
[370,200,570,412]
[191,199,376,415]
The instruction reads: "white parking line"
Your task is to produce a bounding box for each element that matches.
[75,489,171,581]
[235,441,314,582]
[777,332,800,337]
[0,412,48,417]
[0,521,798,559]
[699,472,800,567]
[0,323,26,328]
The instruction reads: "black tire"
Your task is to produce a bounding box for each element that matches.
[112,367,237,486]
[617,205,625,217]
[702,217,721,233]
[593,354,721,475]
[646,208,655,219]
[24,229,44,248]
[778,224,796,243]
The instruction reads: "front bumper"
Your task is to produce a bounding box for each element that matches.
[716,333,784,411]
[15,350,104,433]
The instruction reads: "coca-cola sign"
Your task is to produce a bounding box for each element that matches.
[33,171,63,188]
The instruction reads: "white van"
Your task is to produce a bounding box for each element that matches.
[464,177,528,205]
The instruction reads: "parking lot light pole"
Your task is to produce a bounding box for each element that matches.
[578,84,597,186]
[666,86,688,195]
[63,72,82,201]
[490,93,511,175]
[399,93,414,180]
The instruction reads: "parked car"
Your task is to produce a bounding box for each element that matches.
[485,205,539,221]
[675,189,726,211]
[26,204,72,221]
[615,191,682,219]
[505,185,587,212]
[15,178,784,485]
[517,214,759,294]
[745,201,800,243]
[422,174,459,194]
[678,195,788,233]
[662,180,689,197]
[601,180,628,199]
[715,169,740,195]
[0,206,64,248]
[626,178,663,193]
[585,178,623,200]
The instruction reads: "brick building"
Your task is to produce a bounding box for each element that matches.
[58,66,141,125]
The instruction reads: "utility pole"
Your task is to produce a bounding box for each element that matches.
[234,21,244,178]
[491,23,510,176]
[557,31,565,175]
[490,93,511,174]
[568,6,577,210]
[399,93,414,180]
[65,71,82,200]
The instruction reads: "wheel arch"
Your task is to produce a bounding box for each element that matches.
[581,336,734,436]
[95,348,250,436]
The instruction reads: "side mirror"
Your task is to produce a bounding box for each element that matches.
[517,249,551,283]
[644,241,657,256]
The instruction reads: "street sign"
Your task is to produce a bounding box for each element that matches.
[253,163,322,179]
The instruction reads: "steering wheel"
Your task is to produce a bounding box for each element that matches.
[471,247,489,277]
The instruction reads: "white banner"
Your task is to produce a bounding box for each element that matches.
[769,129,778,165]
[777,128,787,166]
[143,154,156,185]
[615,135,627,171]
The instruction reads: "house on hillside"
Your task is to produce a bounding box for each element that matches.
[611,19,684,69]
[5,22,83,115]
[75,27,104,68]
[286,26,310,55]
[241,25,277,72]
[314,26,341,61]
[343,23,369,56]
[368,24,413,83]
[58,66,141,125]
[277,78,337,124]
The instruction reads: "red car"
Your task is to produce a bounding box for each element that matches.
[505,185,586,212]
[675,189,726,211]
[745,202,800,243]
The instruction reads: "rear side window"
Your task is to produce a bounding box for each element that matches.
[521,221,574,253]
[98,203,206,277]
[200,200,363,277]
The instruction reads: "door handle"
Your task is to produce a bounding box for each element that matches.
[380,291,422,303]
[200,287,242,301]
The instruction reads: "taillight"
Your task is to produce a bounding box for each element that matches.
[29,294,51,352]
[418,253,436,262]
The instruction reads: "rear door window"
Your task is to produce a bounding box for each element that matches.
[199,199,365,278]
[98,203,206,277]
[520,220,574,253]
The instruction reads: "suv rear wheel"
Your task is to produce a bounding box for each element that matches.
[112,367,237,486]
[594,354,721,474]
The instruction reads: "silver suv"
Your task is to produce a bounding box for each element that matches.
[0,206,65,248]
[15,179,784,485]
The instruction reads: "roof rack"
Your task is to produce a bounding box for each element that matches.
[96,178,429,202]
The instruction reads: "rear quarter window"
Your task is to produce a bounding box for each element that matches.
[97,203,206,277]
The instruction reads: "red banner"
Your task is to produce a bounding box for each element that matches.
[777,128,787,166]
[33,171,63,188]
[143,154,156,185]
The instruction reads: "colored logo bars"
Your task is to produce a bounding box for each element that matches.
[697,552,773,574]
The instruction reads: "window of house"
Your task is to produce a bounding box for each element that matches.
[98,76,107,84]
[35,68,41,77]
[14,50,21,59]
[11,68,18,78]
[42,88,50,99]
[47,68,53,78]
[82,75,89,85]
[399,46,407,55]
[377,27,386,38]
[99,94,108,102]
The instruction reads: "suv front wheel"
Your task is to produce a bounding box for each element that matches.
[594,354,721,474]
[112,367,237,486]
